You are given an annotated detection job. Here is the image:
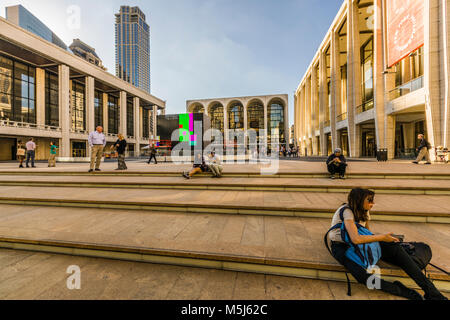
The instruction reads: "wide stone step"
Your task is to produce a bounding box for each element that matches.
[0,186,448,223]
[0,205,448,293]
[1,175,450,195]
[2,170,450,180]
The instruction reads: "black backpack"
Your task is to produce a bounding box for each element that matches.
[400,242,449,275]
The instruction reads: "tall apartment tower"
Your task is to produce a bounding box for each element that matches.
[115,6,150,93]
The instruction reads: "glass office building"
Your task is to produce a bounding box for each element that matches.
[5,5,67,50]
[115,6,151,94]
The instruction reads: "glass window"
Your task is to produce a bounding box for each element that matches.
[108,95,119,134]
[228,102,244,130]
[209,103,224,133]
[142,108,149,138]
[247,102,264,132]
[267,100,285,152]
[127,100,134,136]
[361,37,374,103]
[94,90,103,128]
[71,81,86,131]
[45,72,59,127]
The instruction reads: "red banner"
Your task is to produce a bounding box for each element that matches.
[386,0,424,68]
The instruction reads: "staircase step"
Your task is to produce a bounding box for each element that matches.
[1,175,450,195]
[0,186,448,223]
[0,205,448,292]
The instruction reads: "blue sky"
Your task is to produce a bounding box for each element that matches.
[1,0,343,125]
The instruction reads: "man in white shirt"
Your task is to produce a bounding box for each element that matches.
[207,152,223,178]
[25,138,36,168]
[88,126,106,172]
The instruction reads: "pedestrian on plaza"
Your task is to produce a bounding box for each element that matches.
[16,140,26,168]
[146,144,158,164]
[111,134,127,170]
[326,188,447,300]
[25,138,36,168]
[88,126,106,173]
[182,153,209,179]
[48,141,59,167]
[326,148,347,179]
[207,151,223,178]
[413,134,432,165]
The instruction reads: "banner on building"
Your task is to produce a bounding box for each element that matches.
[386,0,424,68]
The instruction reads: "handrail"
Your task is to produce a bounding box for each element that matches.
[389,76,424,101]
[336,112,348,122]
[0,120,61,132]
[356,99,374,114]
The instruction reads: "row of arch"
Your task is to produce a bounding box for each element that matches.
[187,98,286,138]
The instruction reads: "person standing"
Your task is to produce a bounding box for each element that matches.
[16,140,26,168]
[25,138,36,168]
[112,134,127,170]
[48,141,59,167]
[413,134,432,165]
[88,126,106,173]
[326,148,348,179]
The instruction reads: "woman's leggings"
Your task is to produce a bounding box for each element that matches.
[331,241,441,297]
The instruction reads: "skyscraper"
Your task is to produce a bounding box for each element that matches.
[5,5,67,50]
[115,6,150,93]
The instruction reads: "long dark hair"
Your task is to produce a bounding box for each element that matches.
[347,188,374,223]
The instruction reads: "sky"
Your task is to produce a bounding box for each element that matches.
[0,0,344,126]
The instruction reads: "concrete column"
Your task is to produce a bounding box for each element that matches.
[386,115,396,159]
[319,51,327,156]
[119,91,127,136]
[58,65,70,158]
[223,105,229,147]
[134,97,140,154]
[346,0,360,157]
[244,104,248,151]
[284,99,289,151]
[86,76,95,134]
[36,68,45,127]
[103,93,108,134]
[153,105,158,139]
[311,66,319,155]
[300,87,306,155]
[330,29,340,150]
[140,107,144,141]
[424,0,441,160]
[442,0,450,148]
[374,0,387,155]
[294,94,298,148]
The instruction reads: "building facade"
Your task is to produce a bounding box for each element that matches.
[69,39,106,70]
[294,0,450,160]
[5,5,67,50]
[0,17,164,161]
[187,95,289,153]
[115,6,151,94]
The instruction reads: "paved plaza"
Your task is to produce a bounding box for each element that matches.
[0,160,449,300]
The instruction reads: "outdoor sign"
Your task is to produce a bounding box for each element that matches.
[386,0,424,68]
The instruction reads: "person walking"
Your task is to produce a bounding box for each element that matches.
[207,151,223,178]
[326,148,347,179]
[16,140,26,168]
[147,144,158,164]
[112,134,127,170]
[48,141,59,167]
[25,138,36,168]
[413,134,432,165]
[88,126,106,173]
[326,188,447,300]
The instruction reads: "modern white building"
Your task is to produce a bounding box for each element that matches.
[0,16,165,161]
[294,0,450,160]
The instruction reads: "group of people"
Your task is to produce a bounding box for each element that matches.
[16,138,59,168]
[281,146,299,158]
[182,152,223,179]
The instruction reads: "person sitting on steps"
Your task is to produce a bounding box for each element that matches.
[182,153,209,179]
[327,148,347,179]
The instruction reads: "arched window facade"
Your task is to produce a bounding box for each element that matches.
[247,100,264,132]
[228,101,244,130]
[191,104,205,114]
[267,99,285,152]
[209,103,224,133]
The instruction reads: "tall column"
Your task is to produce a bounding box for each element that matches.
[153,105,158,139]
[36,68,45,127]
[441,0,450,148]
[284,99,289,151]
[86,76,95,134]
[134,97,141,154]
[330,29,340,150]
[347,0,360,157]
[243,104,248,151]
[319,51,327,156]
[374,0,387,156]
[103,93,108,134]
[58,65,70,158]
[311,66,319,155]
[119,91,127,136]
[300,87,306,155]
[294,94,298,148]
